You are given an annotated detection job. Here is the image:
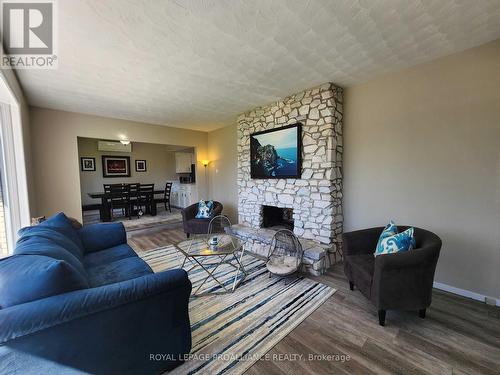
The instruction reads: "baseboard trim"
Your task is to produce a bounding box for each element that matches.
[433,282,500,307]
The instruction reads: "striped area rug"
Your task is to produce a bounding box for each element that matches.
[138,245,335,375]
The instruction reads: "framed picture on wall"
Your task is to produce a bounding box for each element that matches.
[135,160,147,172]
[102,155,131,177]
[80,157,96,171]
[250,123,302,179]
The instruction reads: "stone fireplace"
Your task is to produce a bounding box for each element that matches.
[230,82,343,275]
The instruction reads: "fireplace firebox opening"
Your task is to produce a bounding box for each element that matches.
[262,205,294,231]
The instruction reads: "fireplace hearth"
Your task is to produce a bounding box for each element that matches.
[262,205,294,230]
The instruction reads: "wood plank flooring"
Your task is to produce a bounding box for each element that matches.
[128,226,500,375]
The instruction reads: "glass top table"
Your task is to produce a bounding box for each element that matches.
[175,234,247,296]
[177,234,242,257]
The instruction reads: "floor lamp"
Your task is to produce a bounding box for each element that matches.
[202,160,209,198]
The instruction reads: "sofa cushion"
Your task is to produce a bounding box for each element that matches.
[17,225,85,263]
[186,218,212,233]
[345,254,375,298]
[86,257,153,287]
[0,255,89,308]
[14,236,87,279]
[38,213,85,258]
[77,222,127,254]
[83,244,137,269]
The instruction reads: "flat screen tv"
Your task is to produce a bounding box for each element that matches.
[250,123,302,179]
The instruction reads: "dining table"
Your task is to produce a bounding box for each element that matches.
[88,189,165,222]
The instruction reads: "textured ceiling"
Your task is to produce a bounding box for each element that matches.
[14,0,500,131]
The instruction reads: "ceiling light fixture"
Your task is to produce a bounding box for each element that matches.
[120,140,131,145]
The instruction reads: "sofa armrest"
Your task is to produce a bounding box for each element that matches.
[210,203,223,219]
[371,247,440,310]
[181,204,198,222]
[342,227,382,256]
[0,269,192,374]
[78,222,127,253]
[374,246,439,271]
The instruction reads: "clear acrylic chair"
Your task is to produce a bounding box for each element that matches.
[208,214,232,235]
[178,215,234,267]
[208,215,236,258]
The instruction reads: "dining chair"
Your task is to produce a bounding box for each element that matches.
[164,182,173,212]
[128,183,140,216]
[137,183,155,217]
[102,184,112,221]
[108,184,131,220]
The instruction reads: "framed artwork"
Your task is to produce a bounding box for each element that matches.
[101,155,131,177]
[135,159,147,172]
[80,157,96,171]
[250,123,302,179]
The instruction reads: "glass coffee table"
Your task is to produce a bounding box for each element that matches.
[175,234,247,296]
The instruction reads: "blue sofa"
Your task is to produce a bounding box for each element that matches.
[0,213,192,374]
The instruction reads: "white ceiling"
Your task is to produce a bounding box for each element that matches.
[14,0,500,131]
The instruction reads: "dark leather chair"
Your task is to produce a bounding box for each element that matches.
[343,226,441,326]
[181,201,223,237]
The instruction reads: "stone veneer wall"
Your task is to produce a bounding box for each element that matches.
[237,82,343,251]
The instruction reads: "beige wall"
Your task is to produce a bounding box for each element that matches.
[344,39,500,300]
[208,123,238,223]
[27,39,500,302]
[78,138,184,206]
[30,108,208,221]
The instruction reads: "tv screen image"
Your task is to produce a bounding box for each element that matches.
[250,123,302,179]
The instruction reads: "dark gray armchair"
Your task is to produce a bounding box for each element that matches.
[343,226,441,326]
[181,201,223,237]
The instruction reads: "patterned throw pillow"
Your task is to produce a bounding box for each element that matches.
[375,220,398,253]
[195,200,214,219]
[375,226,416,256]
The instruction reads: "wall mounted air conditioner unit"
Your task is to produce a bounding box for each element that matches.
[97,141,132,153]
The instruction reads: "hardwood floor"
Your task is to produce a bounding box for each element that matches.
[128,224,187,251]
[129,226,500,375]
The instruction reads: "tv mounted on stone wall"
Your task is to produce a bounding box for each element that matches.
[250,123,302,179]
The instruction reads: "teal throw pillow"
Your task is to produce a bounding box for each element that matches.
[375,220,397,253]
[196,200,214,219]
[375,226,416,256]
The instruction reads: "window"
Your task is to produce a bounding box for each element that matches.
[0,103,16,256]
[0,74,31,256]
[0,164,7,257]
